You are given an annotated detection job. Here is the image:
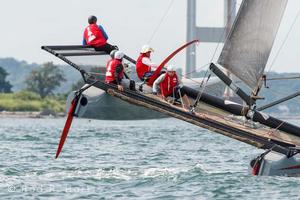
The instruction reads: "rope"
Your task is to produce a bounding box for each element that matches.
[148,1,238,102]
[147,1,238,91]
[267,8,300,73]
[147,0,175,44]
[179,63,210,79]
[177,87,184,109]
[187,1,238,103]
[266,76,300,81]
[265,86,294,97]
[253,7,300,95]
[208,1,239,63]
[191,73,211,109]
[161,1,237,88]
[266,121,285,140]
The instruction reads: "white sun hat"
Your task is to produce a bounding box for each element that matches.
[140,45,154,53]
[167,65,175,71]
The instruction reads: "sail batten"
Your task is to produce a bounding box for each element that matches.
[218,0,288,93]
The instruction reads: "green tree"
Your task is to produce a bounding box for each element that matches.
[26,62,66,98]
[0,67,12,93]
[71,79,85,91]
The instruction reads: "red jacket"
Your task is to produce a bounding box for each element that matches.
[105,59,123,83]
[83,24,107,47]
[160,73,178,97]
[136,53,151,79]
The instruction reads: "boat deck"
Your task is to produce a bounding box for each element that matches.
[88,79,299,155]
[148,93,300,148]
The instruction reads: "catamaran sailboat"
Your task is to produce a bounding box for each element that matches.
[65,70,223,120]
[42,0,300,176]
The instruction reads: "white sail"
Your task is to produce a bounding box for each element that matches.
[218,0,288,93]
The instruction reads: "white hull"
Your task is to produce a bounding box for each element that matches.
[252,151,300,176]
[67,82,165,120]
[67,77,224,120]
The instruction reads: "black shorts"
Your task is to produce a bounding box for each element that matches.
[167,86,187,99]
[141,71,166,82]
[94,43,117,54]
[141,71,154,81]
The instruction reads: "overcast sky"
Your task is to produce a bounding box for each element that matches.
[1,0,300,73]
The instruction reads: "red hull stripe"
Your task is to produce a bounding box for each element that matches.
[279,165,300,170]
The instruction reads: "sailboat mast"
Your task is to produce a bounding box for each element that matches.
[223,0,236,99]
[224,0,236,37]
[186,0,196,78]
[186,0,236,78]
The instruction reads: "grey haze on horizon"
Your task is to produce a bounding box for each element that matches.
[1,0,300,73]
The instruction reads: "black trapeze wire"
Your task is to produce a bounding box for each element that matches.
[147,0,175,44]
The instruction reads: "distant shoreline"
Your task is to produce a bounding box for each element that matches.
[1,111,300,120]
[0,111,65,118]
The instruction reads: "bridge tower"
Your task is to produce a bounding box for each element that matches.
[186,0,236,78]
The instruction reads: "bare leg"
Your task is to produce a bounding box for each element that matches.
[182,95,191,110]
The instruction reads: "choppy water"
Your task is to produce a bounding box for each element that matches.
[1,117,300,199]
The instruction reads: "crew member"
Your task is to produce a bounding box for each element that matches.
[136,45,157,81]
[109,49,118,59]
[105,51,125,91]
[153,65,191,111]
[83,15,117,54]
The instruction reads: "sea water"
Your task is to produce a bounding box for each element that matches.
[0,117,300,200]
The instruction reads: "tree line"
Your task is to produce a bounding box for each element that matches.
[0,62,66,98]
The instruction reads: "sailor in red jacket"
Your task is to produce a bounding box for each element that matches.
[105,51,125,91]
[83,15,117,54]
[136,45,157,81]
[152,65,191,111]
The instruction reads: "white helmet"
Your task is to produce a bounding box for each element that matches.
[140,45,154,53]
[167,65,175,72]
[110,49,118,58]
[114,51,124,60]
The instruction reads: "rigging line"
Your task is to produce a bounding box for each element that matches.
[189,66,211,107]
[173,63,211,86]
[192,73,211,109]
[253,6,300,96]
[193,64,211,97]
[267,8,300,73]
[266,76,300,81]
[180,63,210,78]
[168,72,217,92]
[147,0,175,44]
[263,86,299,98]
[199,2,238,101]
[208,1,238,63]
[232,76,300,85]
[165,2,237,88]
[197,69,209,88]
[267,121,285,139]
[254,74,300,94]
[177,69,220,91]
[178,63,210,83]
[177,70,215,87]
[261,87,300,106]
[262,87,288,96]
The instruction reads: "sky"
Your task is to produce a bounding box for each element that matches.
[1,0,300,73]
